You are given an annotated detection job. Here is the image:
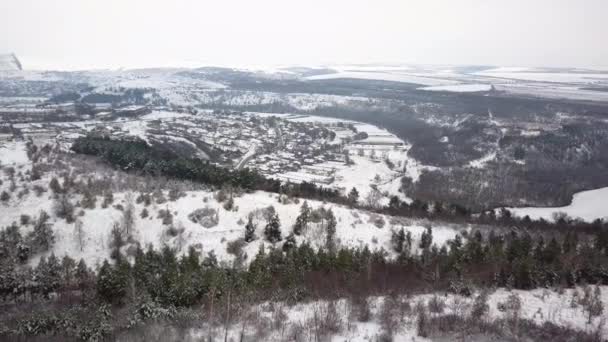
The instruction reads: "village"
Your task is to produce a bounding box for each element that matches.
[1,96,412,203]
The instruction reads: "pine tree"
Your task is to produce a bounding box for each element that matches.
[28,211,54,253]
[347,187,359,205]
[283,233,297,252]
[61,255,76,287]
[244,216,256,243]
[96,260,128,304]
[49,177,62,194]
[110,223,125,261]
[75,258,90,290]
[36,254,61,296]
[419,226,433,250]
[54,194,75,223]
[264,213,282,243]
[391,228,406,253]
[81,189,96,209]
[293,201,310,235]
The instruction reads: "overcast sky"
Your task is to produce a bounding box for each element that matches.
[1,0,607,70]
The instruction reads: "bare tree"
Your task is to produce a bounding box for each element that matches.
[122,193,135,236]
[73,219,85,252]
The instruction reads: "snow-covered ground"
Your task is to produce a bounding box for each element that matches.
[419,83,493,93]
[305,71,461,86]
[185,286,608,341]
[506,187,608,222]
[0,141,30,167]
[0,144,460,268]
[475,69,608,84]
[4,189,459,269]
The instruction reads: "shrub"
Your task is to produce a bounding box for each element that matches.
[416,301,429,337]
[20,214,31,226]
[32,185,46,197]
[471,290,490,320]
[188,207,219,228]
[54,195,75,223]
[428,295,446,314]
[158,208,174,226]
[0,191,10,202]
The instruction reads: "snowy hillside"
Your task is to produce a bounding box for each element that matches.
[188,286,608,341]
[0,140,459,269]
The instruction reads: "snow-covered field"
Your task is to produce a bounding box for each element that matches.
[495,83,608,102]
[305,71,461,86]
[420,83,493,93]
[476,68,608,84]
[506,187,608,222]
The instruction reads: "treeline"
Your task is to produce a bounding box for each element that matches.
[71,135,607,237]
[71,135,341,202]
[2,226,608,340]
[3,225,608,306]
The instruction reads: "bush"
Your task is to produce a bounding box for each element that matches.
[227,238,246,256]
[428,295,446,314]
[54,195,75,223]
[188,207,219,228]
[168,188,184,201]
[158,208,174,226]
[136,192,152,206]
[102,191,114,208]
[471,290,490,320]
[20,214,31,226]
[416,302,429,337]
[32,185,46,197]
[353,296,372,322]
[0,191,10,202]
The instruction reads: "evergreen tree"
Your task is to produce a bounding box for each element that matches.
[36,254,61,296]
[264,213,282,243]
[96,260,128,304]
[283,233,297,252]
[391,228,406,253]
[81,189,96,209]
[347,187,359,205]
[419,226,433,250]
[109,223,125,261]
[388,196,400,211]
[325,209,337,253]
[49,177,62,194]
[292,201,311,235]
[61,255,76,288]
[75,258,91,290]
[244,216,256,243]
[28,211,54,253]
[54,194,75,223]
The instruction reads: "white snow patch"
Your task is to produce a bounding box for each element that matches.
[506,187,608,222]
[420,83,493,92]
